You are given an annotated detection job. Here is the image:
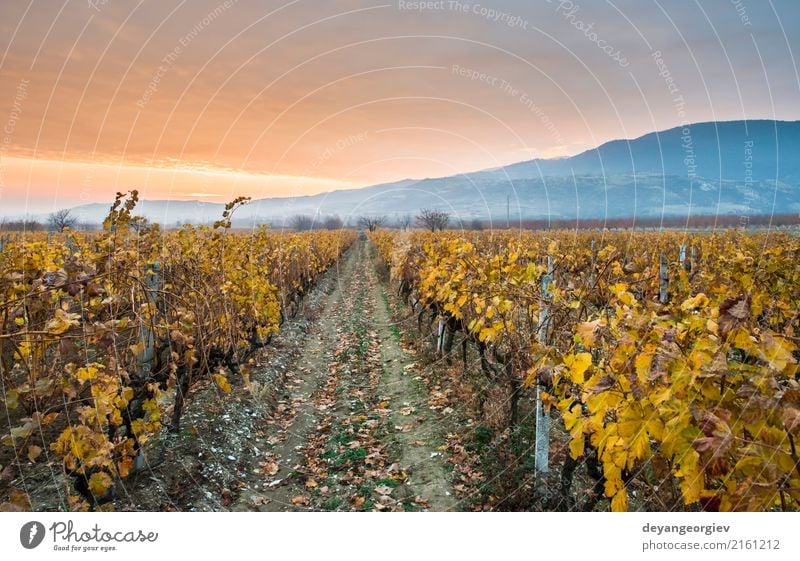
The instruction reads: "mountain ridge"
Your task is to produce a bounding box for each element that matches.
[9,119,799,225]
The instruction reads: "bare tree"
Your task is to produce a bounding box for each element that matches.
[47,209,78,232]
[469,218,484,231]
[416,208,450,232]
[323,215,343,230]
[397,214,412,230]
[290,214,314,231]
[358,215,385,232]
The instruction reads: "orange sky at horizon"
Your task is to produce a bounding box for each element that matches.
[0,155,362,215]
[1,0,798,214]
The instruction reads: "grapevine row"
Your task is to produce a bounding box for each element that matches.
[0,191,354,509]
[371,228,800,511]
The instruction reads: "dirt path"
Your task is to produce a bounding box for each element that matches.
[235,238,455,511]
[232,239,360,511]
[372,268,457,511]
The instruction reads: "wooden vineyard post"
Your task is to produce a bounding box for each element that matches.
[535,255,554,491]
[436,317,446,355]
[659,253,669,304]
[679,244,686,269]
[66,235,79,256]
[137,261,161,377]
[135,261,160,470]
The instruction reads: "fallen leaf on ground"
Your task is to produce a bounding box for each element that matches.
[262,461,280,475]
[414,496,431,508]
[27,445,43,462]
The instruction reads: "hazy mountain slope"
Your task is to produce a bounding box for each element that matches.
[25,119,800,225]
[497,120,800,181]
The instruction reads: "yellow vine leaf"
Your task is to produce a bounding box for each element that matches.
[565,352,592,384]
[569,436,585,460]
[680,470,704,505]
[88,472,113,497]
[213,372,232,394]
[634,353,652,384]
[611,489,628,512]
[758,333,796,371]
[576,320,601,348]
[45,309,80,335]
[680,293,709,311]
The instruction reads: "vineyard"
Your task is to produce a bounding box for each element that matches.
[372,228,800,511]
[0,192,354,510]
[1,197,798,512]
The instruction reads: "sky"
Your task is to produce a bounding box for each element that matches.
[0,0,798,215]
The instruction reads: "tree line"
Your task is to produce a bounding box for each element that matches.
[287,209,453,232]
[4,207,796,233]
[0,209,96,232]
